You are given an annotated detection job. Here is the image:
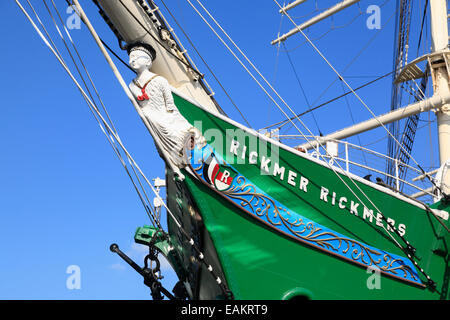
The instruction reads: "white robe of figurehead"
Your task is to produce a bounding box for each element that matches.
[129,71,204,168]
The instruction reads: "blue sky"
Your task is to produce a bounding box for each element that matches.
[0,0,439,299]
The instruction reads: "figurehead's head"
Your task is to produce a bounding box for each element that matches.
[127,42,156,73]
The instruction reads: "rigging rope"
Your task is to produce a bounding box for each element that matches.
[339,81,370,173]
[18,0,233,297]
[182,0,407,225]
[116,0,229,117]
[157,0,253,128]
[86,0,234,296]
[27,0,161,228]
[282,42,322,135]
[187,0,443,284]
[270,5,285,126]
[262,70,394,131]
[271,8,397,132]
[64,0,136,73]
[386,0,413,187]
[116,0,204,79]
[184,0,310,136]
[187,0,419,253]
[273,0,444,202]
[46,0,163,228]
[46,0,121,137]
[273,1,450,241]
[21,0,444,291]
[283,0,392,53]
[416,0,429,56]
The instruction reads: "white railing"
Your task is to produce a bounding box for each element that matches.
[279,135,438,201]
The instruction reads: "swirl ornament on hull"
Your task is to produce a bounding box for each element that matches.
[188,145,424,287]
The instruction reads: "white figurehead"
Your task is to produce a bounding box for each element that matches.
[127,42,204,171]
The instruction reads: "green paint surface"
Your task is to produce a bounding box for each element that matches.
[171,94,450,299]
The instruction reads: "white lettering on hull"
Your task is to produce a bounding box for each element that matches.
[228,138,407,236]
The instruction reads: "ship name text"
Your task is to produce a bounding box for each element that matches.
[229,139,407,236]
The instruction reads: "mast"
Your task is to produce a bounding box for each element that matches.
[430,0,450,193]
[385,0,413,189]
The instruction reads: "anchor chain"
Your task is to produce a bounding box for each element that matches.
[109,243,178,300]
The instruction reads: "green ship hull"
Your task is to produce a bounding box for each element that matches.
[147,93,450,300]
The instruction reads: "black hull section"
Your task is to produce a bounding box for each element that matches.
[165,168,228,300]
